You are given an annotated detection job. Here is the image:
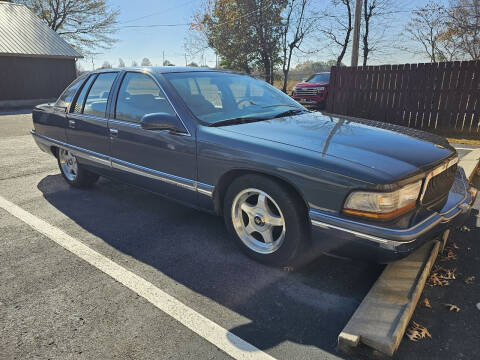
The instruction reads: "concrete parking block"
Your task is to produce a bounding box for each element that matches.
[338,241,440,356]
[338,146,480,357]
[460,149,480,182]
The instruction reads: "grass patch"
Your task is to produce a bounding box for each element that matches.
[447,138,480,146]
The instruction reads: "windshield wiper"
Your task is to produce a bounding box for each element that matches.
[208,109,306,127]
[208,116,270,127]
[261,104,300,109]
[270,109,306,118]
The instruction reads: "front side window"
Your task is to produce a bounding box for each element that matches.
[55,75,86,109]
[71,75,96,114]
[115,72,176,123]
[164,72,304,125]
[83,72,118,117]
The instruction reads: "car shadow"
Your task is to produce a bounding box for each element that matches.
[37,174,384,357]
[0,108,33,115]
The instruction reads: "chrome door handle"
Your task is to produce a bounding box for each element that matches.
[68,119,76,128]
[109,128,118,137]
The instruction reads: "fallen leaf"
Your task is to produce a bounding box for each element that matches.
[465,276,475,284]
[444,303,461,312]
[406,321,432,341]
[438,268,457,280]
[427,272,450,287]
[449,242,459,250]
[440,249,457,261]
[460,225,471,232]
[422,298,432,309]
[283,266,294,272]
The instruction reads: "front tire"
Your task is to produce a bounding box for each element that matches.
[224,174,310,268]
[57,148,99,188]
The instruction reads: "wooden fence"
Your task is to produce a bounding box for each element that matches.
[325,61,480,138]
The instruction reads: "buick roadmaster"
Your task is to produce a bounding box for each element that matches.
[31,67,477,267]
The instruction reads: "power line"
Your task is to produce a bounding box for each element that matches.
[118,2,272,29]
[120,0,198,25]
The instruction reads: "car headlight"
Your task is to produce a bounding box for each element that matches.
[343,180,422,220]
[316,87,325,93]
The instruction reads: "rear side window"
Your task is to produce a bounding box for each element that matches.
[115,72,176,123]
[72,75,96,114]
[83,72,117,117]
[55,75,86,109]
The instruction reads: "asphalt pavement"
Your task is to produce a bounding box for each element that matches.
[0,111,382,359]
[0,111,478,360]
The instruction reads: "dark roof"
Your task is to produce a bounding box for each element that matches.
[94,66,221,74]
[0,1,82,59]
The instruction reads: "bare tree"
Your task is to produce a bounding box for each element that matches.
[118,58,125,67]
[405,2,458,62]
[163,60,175,66]
[141,58,152,66]
[361,0,394,65]
[446,0,480,60]
[131,60,139,67]
[99,61,112,69]
[320,0,353,66]
[280,0,317,92]
[17,0,119,53]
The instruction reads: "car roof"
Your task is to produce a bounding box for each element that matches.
[93,66,224,74]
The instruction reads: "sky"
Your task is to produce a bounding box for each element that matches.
[78,0,445,71]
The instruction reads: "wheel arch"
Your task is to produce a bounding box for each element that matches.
[213,169,309,216]
[50,145,59,158]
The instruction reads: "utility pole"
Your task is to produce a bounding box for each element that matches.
[350,0,362,67]
[184,53,188,66]
[162,51,165,66]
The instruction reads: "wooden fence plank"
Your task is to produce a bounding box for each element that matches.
[326,60,480,138]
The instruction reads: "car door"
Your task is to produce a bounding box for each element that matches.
[35,75,86,143]
[66,72,119,169]
[108,71,197,204]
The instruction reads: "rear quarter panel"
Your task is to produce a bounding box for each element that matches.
[32,103,67,143]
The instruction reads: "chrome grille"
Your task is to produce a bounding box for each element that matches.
[420,158,458,207]
[294,88,318,96]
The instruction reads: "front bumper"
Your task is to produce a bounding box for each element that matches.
[309,167,477,263]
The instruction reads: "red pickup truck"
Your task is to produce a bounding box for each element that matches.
[290,72,330,109]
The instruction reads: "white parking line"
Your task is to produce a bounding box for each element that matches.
[0,195,277,360]
[454,147,475,151]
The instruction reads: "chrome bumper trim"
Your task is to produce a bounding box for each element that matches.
[310,168,474,248]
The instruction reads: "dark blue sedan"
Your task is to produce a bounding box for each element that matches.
[31,67,477,267]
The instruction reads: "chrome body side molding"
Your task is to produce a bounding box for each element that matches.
[31,131,214,197]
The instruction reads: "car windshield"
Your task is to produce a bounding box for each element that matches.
[306,73,330,83]
[164,72,305,125]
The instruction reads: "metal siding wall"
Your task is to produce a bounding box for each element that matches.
[0,56,76,101]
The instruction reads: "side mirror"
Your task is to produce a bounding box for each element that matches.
[140,113,186,134]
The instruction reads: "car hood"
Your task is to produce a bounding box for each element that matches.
[295,82,328,88]
[218,112,455,181]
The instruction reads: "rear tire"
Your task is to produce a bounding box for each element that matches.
[57,148,99,188]
[223,174,310,268]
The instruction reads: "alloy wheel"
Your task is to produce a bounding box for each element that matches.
[231,188,286,254]
[59,149,78,181]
